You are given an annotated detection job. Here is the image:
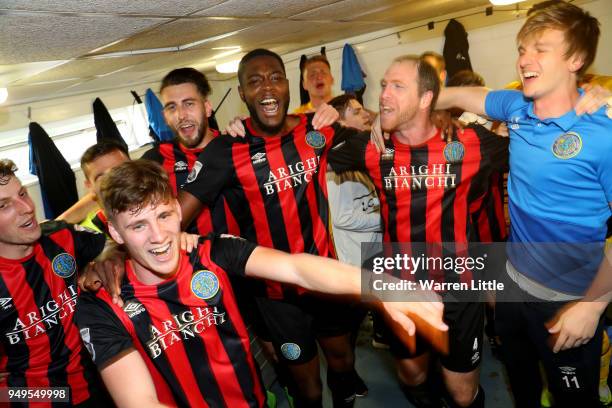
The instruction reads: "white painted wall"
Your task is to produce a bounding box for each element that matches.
[2,0,609,220]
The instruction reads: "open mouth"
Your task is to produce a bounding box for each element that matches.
[521,71,539,83]
[178,122,196,135]
[149,242,171,257]
[20,218,36,229]
[260,98,279,115]
[380,105,393,115]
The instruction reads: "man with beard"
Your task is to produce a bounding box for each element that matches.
[141,68,224,237]
[328,55,510,408]
[178,48,377,407]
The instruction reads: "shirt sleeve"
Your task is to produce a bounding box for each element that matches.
[208,234,258,277]
[69,224,107,267]
[327,129,369,173]
[181,136,235,207]
[140,145,163,164]
[484,90,525,122]
[471,125,510,173]
[75,293,134,369]
[597,131,612,204]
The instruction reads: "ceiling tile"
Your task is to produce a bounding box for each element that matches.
[0,0,225,16]
[0,14,164,64]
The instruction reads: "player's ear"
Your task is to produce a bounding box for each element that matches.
[419,90,434,112]
[204,99,213,119]
[238,85,246,102]
[567,53,585,74]
[108,222,125,245]
[174,199,182,223]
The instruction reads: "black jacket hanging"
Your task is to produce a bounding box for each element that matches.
[27,122,78,219]
[443,19,473,80]
[93,97,128,152]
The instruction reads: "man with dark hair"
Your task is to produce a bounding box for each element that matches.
[329,55,509,408]
[76,159,445,408]
[57,140,130,235]
[436,2,611,406]
[178,48,371,407]
[295,55,335,114]
[141,67,223,237]
[0,159,113,406]
[328,94,371,132]
[80,141,130,234]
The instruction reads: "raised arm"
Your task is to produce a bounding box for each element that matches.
[436,87,490,117]
[56,192,98,223]
[100,350,168,408]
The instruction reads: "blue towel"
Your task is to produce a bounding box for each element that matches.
[341,44,366,93]
[145,89,174,142]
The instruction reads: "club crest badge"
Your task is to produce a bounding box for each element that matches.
[552,132,582,159]
[52,253,76,278]
[443,141,465,163]
[305,131,326,149]
[280,342,301,361]
[191,270,220,300]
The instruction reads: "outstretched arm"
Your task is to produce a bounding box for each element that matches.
[244,247,448,337]
[436,87,490,117]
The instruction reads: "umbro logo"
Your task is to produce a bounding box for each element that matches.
[123,301,145,318]
[174,161,188,172]
[382,148,394,160]
[251,152,267,165]
[0,298,12,310]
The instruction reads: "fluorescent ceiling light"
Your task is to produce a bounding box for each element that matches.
[0,88,7,104]
[489,0,525,5]
[215,59,240,74]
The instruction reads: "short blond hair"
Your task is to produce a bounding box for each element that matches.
[518,1,600,77]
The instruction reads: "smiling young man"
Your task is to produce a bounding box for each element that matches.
[436,2,612,406]
[178,48,371,407]
[75,159,446,408]
[0,159,112,406]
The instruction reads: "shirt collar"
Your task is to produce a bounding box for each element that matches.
[525,88,584,132]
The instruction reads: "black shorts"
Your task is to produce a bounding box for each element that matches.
[386,299,484,373]
[255,295,355,364]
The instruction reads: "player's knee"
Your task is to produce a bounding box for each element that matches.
[447,384,479,408]
[293,381,323,407]
[397,367,427,387]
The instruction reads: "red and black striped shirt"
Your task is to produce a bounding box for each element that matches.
[474,171,508,243]
[182,114,353,299]
[141,134,229,236]
[76,235,266,408]
[0,221,106,406]
[329,126,508,278]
